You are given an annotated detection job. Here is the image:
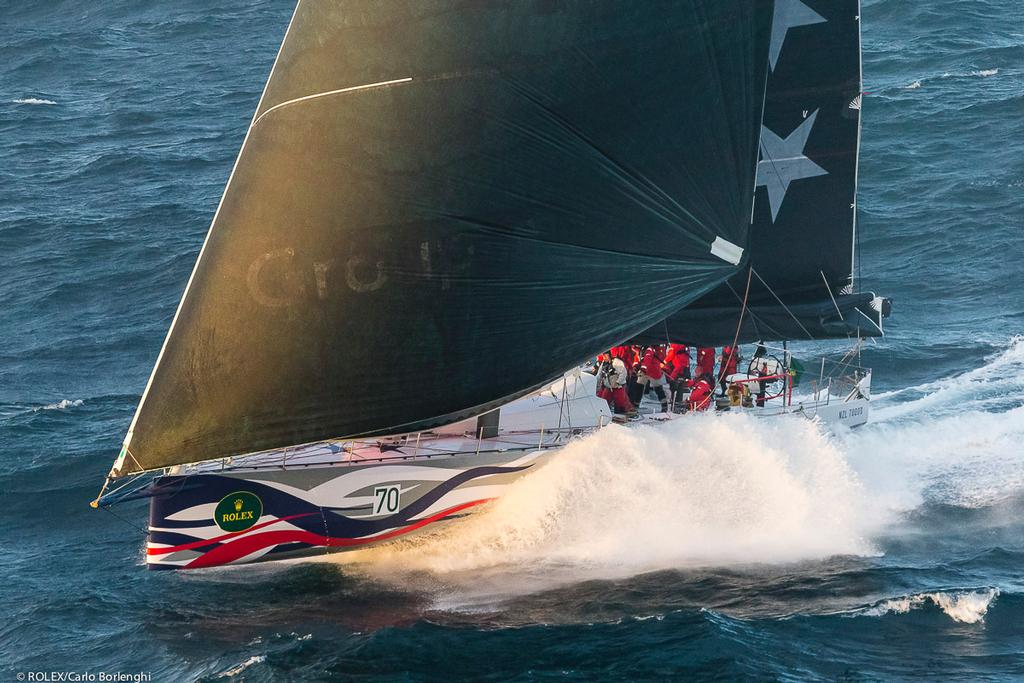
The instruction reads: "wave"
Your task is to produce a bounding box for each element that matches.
[35,399,84,411]
[871,335,1024,423]
[12,97,56,105]
[217,654,265,678]
[851,588,999,624]
[843,337,1024,510]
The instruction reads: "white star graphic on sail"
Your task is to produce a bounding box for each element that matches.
[769,0,827,70]
[756,110,827,222]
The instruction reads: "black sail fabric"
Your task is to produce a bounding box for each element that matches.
[644,0,881,346]
[113,1,773,477]
[635,292,890,347]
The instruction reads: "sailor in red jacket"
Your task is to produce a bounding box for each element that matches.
[664,344,691,411]
[717,345,742,396]
[639,346,670,412]
[688,374,714,412]
[665,344,691,380]
[696,346,716,380]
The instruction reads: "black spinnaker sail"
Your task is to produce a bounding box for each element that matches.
[110,1,774,477]
[640,0,889,347]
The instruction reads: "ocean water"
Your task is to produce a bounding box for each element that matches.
[2,0,1023,680]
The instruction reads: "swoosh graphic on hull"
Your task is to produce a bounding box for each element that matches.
[147,512,319,556]
[182,498,492,569]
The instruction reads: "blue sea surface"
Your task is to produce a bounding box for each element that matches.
[2,1,1023,680]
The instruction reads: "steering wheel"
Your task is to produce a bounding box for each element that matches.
[745,354,786,399]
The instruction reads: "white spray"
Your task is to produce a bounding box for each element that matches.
[355,412,878,581]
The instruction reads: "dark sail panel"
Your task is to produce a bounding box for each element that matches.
[648,0,876,346]
[113,1,773,477]
[635,292,889,347]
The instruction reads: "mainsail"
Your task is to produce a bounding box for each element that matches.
[642,0,889,346]
[111,1,774,477]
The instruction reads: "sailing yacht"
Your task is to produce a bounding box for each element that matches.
[95,0,889,570]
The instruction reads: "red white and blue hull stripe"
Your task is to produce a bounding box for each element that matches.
[144,450,544,570]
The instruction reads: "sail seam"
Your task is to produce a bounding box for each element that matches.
[250,77,415,129]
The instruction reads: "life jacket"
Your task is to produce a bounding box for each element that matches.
[666,344,690,380]
[689,379,713,411]
[641,348,664,380]
[604,357,628,389]
[720,346,739,376]
[696,347,716,376]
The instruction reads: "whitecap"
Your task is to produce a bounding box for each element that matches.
[904,80,922,90]
[854,588,998,624]
[843,337,1024,510]
[36,399,84,411]
[218,655,266,678]
[971,68,998,77]
[12,97,57,105]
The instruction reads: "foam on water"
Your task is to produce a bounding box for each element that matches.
[12,97,57,105]
[845,338,1024,510]
[353,413,878,585]
[36,398,84,411]
[871,336,1024,423]
[854,588,999,624]
[217,655,266,678]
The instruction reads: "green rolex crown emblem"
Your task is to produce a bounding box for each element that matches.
[214,491,263,532]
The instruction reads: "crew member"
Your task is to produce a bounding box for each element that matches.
[755,362,769,407]
[717,345,741,396]
[664,343,691,411]
[639,346,670,412]
[688,374,714,412]
[601,351,635,415]
[626,345,644,406]
[696,346,716,380]
[751,344,770,407]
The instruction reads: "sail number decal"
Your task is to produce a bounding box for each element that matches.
[373,485,401,515]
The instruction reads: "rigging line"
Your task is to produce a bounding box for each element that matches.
[724,267,754,378]
[125,447,145,476]
[855,307,883,335]
[750,267,816,340]
[821,270,845,321]
[97,472,151,503]
[724,280,780,342]
[99,503,150,536]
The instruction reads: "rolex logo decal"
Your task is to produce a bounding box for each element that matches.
[215,491,263,532]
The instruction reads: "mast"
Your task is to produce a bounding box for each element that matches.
[850,0,864,291]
